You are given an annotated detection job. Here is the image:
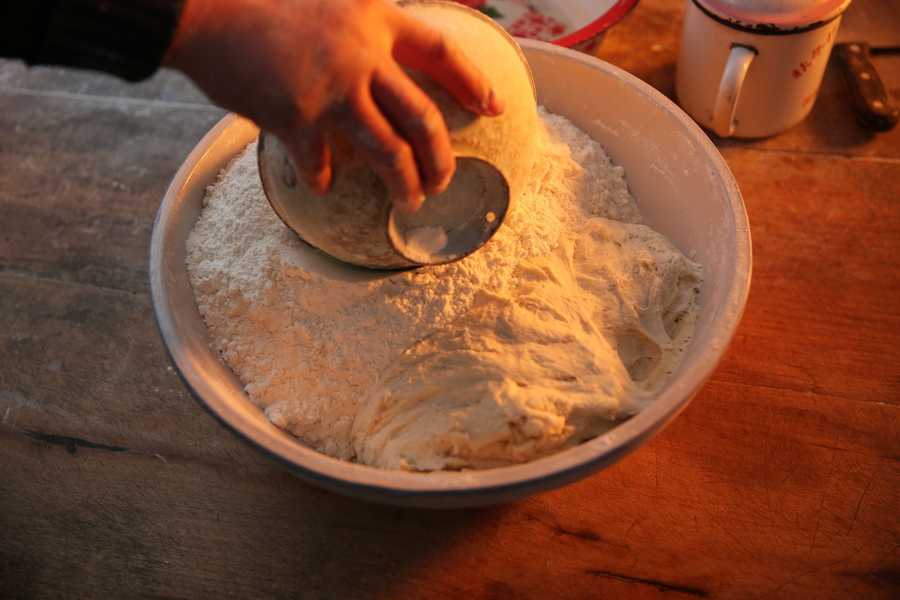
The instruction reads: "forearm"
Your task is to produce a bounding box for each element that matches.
[0,0,184,81]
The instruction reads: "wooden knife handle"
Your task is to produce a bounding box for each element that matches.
[832,42,900,132]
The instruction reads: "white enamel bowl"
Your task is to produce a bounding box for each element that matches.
[150,40,751,508]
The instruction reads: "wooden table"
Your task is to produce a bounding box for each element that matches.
[2,1,898,597]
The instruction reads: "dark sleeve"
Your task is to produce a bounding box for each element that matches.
[0,0,184,82]
[0,2,57,60]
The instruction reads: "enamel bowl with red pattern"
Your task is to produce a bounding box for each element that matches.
[450,0,640,54]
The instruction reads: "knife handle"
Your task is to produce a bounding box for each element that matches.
[832,42,899,132]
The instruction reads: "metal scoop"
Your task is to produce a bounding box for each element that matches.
[257,132,510,270]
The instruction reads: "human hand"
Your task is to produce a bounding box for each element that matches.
[163,0,504,211]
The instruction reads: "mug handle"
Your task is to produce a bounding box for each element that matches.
[713,45,757,138]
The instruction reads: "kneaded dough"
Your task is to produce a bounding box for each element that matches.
[352,218,701,471]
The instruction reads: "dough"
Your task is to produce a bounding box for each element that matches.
[352,219,701,470]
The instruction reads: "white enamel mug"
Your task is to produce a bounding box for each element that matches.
[676,0,852,138]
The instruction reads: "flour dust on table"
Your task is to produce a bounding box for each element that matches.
[185,108,703,471]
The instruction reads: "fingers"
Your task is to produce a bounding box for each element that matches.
[281,126,332,196]
[261,2,506,213]
[338,89,426,212]
[392,12,504,118]
[371,62,455,197]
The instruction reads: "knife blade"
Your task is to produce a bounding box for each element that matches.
[833,0,900,131]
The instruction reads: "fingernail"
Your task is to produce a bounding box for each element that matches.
[435,173,453,195]
[483,88,504,116]
[304,166,332,195]
[394,192,426,213]
[427,157,456,195]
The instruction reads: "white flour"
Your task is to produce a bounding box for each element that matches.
[186,108,702,469]
[402,226,449,262]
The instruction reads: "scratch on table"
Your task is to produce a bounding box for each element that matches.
[721,525,767,569]
[808,432,840,560]
[0,389,27,428]
[848,431,897,536]
[554,525,601,543]
[754,527,897,599]
[655,446,661,489]
[586,569,707,597]
[624,516,641,537]
[763,407,787,545]
[866,531,900,584]
[22,430,128,454]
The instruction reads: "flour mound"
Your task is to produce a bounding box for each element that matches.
[186,108,701,469]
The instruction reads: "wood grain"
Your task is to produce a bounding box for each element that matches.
[2,0,899,597]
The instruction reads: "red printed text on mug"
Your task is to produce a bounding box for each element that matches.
[802,88,820,108]
[792,27,836,79]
